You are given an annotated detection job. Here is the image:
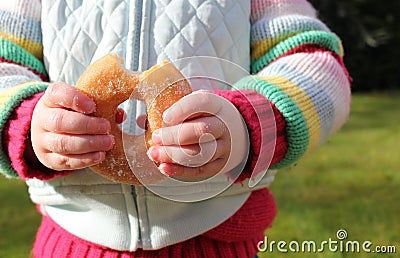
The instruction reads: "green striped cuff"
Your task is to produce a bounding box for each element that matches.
[0,38,47,77]
[251,30,343,74]
[0,81,48,178]
[234,76,309,169]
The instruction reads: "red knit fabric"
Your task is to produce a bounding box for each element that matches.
[203,187,277,241]
[32,188,276,258]
[213,90,287,182]
[3,92,69,180]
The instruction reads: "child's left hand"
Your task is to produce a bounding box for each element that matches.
[147,90,248,179]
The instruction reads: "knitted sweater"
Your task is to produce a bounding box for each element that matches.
[0,0,351,257]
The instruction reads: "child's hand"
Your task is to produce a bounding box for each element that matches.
[147,91,248,179]
[31,82,115,170]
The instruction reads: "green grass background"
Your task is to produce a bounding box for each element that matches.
[0,93,399,257]
[260,93,400,257]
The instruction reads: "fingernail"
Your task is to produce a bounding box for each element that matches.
[103,135,114,148]
[94,152,105,164]
[100,120,111,133]
[147,147,160,162]
[159,163,173,176]
[163,109,172,124]
[152,130,162,145]
[84,101,95,113]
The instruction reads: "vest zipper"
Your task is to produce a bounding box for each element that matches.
[132,0,143,71]
[130,185,142,248]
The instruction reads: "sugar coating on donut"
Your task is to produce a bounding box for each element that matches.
[138,61,193,147]
[76,54,192,185]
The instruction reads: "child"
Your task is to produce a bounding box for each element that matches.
[0,0,351,257]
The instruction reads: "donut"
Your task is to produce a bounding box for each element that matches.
[76,54,192,185]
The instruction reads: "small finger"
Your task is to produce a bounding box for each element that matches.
[158,158,227,179]
[43,82,96,114]
[42,151,106,171]
[43,133,115,154]
[162,91,221,125]
[136,114,147,129]
[40,108,110,134]
[147,139,228,166]
[115,108,127,124]
[153,116,226,146]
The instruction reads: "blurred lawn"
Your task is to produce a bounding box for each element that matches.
[0,176,41,257]
[260,92,400,258]
[0,93,399,257]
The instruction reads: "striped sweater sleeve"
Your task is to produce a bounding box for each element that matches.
[0,0,49,178]
[234,0,351,169]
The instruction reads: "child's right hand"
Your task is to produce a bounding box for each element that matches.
[31,82,115,171]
